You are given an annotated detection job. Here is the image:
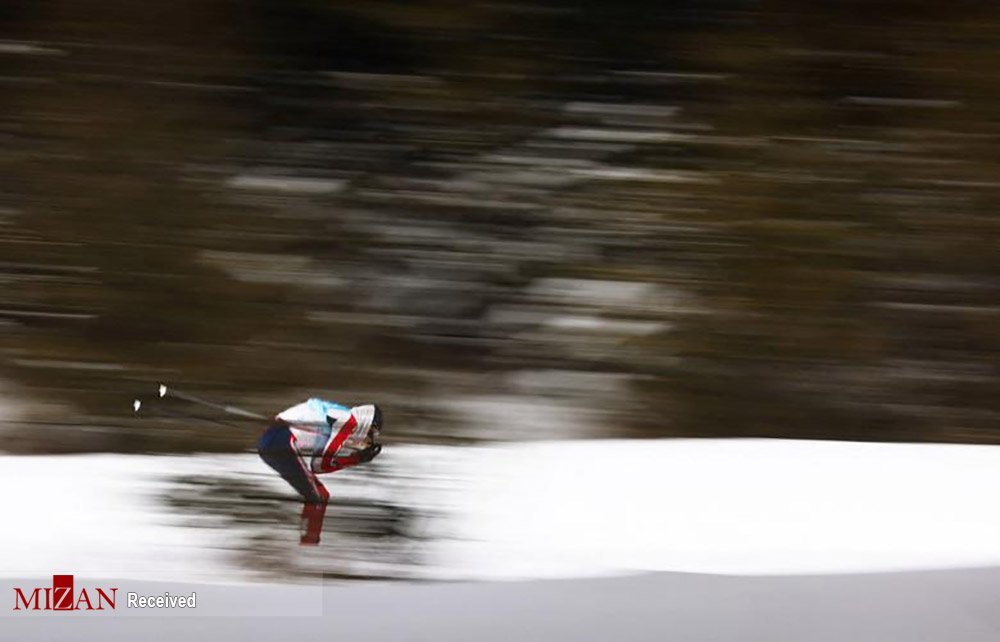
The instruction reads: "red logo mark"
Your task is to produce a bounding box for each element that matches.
[13,575,117,611]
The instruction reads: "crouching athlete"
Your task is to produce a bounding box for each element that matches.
[257,398,383,545]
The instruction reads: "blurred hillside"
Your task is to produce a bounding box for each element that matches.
[1,0,999,452]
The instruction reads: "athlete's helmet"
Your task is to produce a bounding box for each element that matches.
[351,403,383,446]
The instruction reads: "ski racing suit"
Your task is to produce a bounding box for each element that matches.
[257,398,382,544]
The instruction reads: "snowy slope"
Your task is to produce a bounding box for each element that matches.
[3,439,1000,582]
[423,439,1000,578]
[0,454,241,581]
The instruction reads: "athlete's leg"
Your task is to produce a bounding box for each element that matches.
[257,424,329,504]
[258,424,330,545]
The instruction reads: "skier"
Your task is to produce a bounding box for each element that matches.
[257,398,383,545]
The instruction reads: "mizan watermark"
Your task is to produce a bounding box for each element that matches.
[13,575,196,612]
[13,575,116,612]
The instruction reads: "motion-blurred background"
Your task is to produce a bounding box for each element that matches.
[2,0,1000,580]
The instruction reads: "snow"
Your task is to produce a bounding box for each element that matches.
[225,175,346,194]
[3,439,1000,583]
[426,439,1000,578]
[0,455,240,582]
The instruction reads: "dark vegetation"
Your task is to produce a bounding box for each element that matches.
[2,1,999,451]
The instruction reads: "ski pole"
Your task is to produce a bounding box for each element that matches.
[132,384,266,424]
[154,384,266,420]
[134,383,330,435]
[132,395,257,431]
